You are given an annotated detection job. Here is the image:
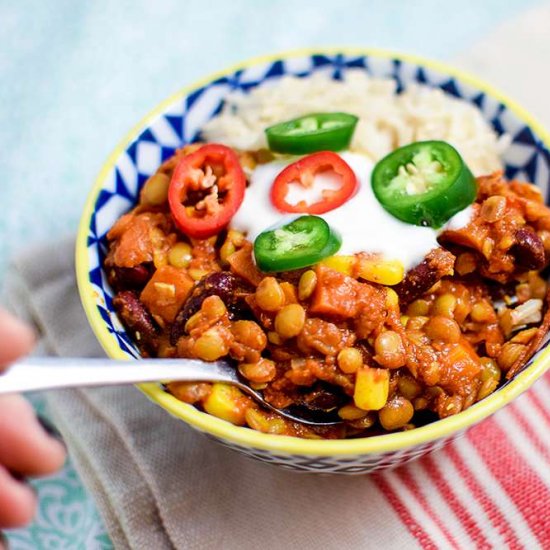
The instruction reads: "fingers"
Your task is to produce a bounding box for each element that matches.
[0,309,35,370]
[0,395,66,477]
[0,465,36,529]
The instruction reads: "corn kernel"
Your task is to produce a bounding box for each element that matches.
[353,366,390,411]
[203,383,246,425]
[320,255,355,276]
[356,257,404,286]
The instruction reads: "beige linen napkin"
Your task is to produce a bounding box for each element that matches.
[2,238,417,550]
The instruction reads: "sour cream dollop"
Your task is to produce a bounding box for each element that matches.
[230,152,472,271]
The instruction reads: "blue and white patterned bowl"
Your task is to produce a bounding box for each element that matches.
[76,49,550,474]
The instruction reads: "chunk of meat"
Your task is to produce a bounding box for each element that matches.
[297,318,354,356]
[106,211,175,268]
[310,265,365,318]
[437,340,482,396]
[394,248,455,305]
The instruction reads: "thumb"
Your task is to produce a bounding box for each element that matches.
[0,309,36,370]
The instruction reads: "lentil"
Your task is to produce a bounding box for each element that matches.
[337,347,363,374]
[425,316,461,343]
[255,277,285,311]
[379,396,414,430]
[298,270,317,301]
[374,331,406,368]
[274,304,306,339]
[168,242,192,269]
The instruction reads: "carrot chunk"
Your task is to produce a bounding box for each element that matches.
[140,265,194,323]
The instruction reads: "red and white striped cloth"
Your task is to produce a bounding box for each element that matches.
[373,371,550,549]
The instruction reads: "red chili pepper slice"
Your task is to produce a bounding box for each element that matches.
[270,151,358,215]
[168,144,246,239]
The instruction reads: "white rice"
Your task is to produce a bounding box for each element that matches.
[202,70,509,176]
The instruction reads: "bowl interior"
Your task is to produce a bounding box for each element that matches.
[77,49,550,454]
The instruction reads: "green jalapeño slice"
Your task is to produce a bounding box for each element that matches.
[254,215,342,272]
[371,141,477,228]
[265,113,358,155]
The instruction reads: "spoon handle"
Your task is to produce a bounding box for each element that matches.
[0,357,237,394]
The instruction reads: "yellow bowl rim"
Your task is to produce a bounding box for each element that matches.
[76,46,550,457]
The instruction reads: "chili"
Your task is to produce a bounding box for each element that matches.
[371,141,476,228]
[271,151,358,215]
[168,144,245,239]
[254,215,341,272]
[265,112,358,154]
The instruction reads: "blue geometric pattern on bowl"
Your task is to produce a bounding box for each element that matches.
[82,51,550,472]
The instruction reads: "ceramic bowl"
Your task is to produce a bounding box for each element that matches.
[76,48,550,474]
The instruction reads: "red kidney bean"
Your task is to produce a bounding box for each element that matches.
[510,227,546,270]
[108,263,153,291]
[113,290,159,353]
[298,383,348,411]
[170,272,251,344]
[395,248,455,305]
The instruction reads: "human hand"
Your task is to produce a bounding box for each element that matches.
[0,308,66,538]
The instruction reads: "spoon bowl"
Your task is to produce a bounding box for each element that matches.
[1,357,341,426]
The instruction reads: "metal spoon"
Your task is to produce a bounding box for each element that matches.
[1,357,341,426]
